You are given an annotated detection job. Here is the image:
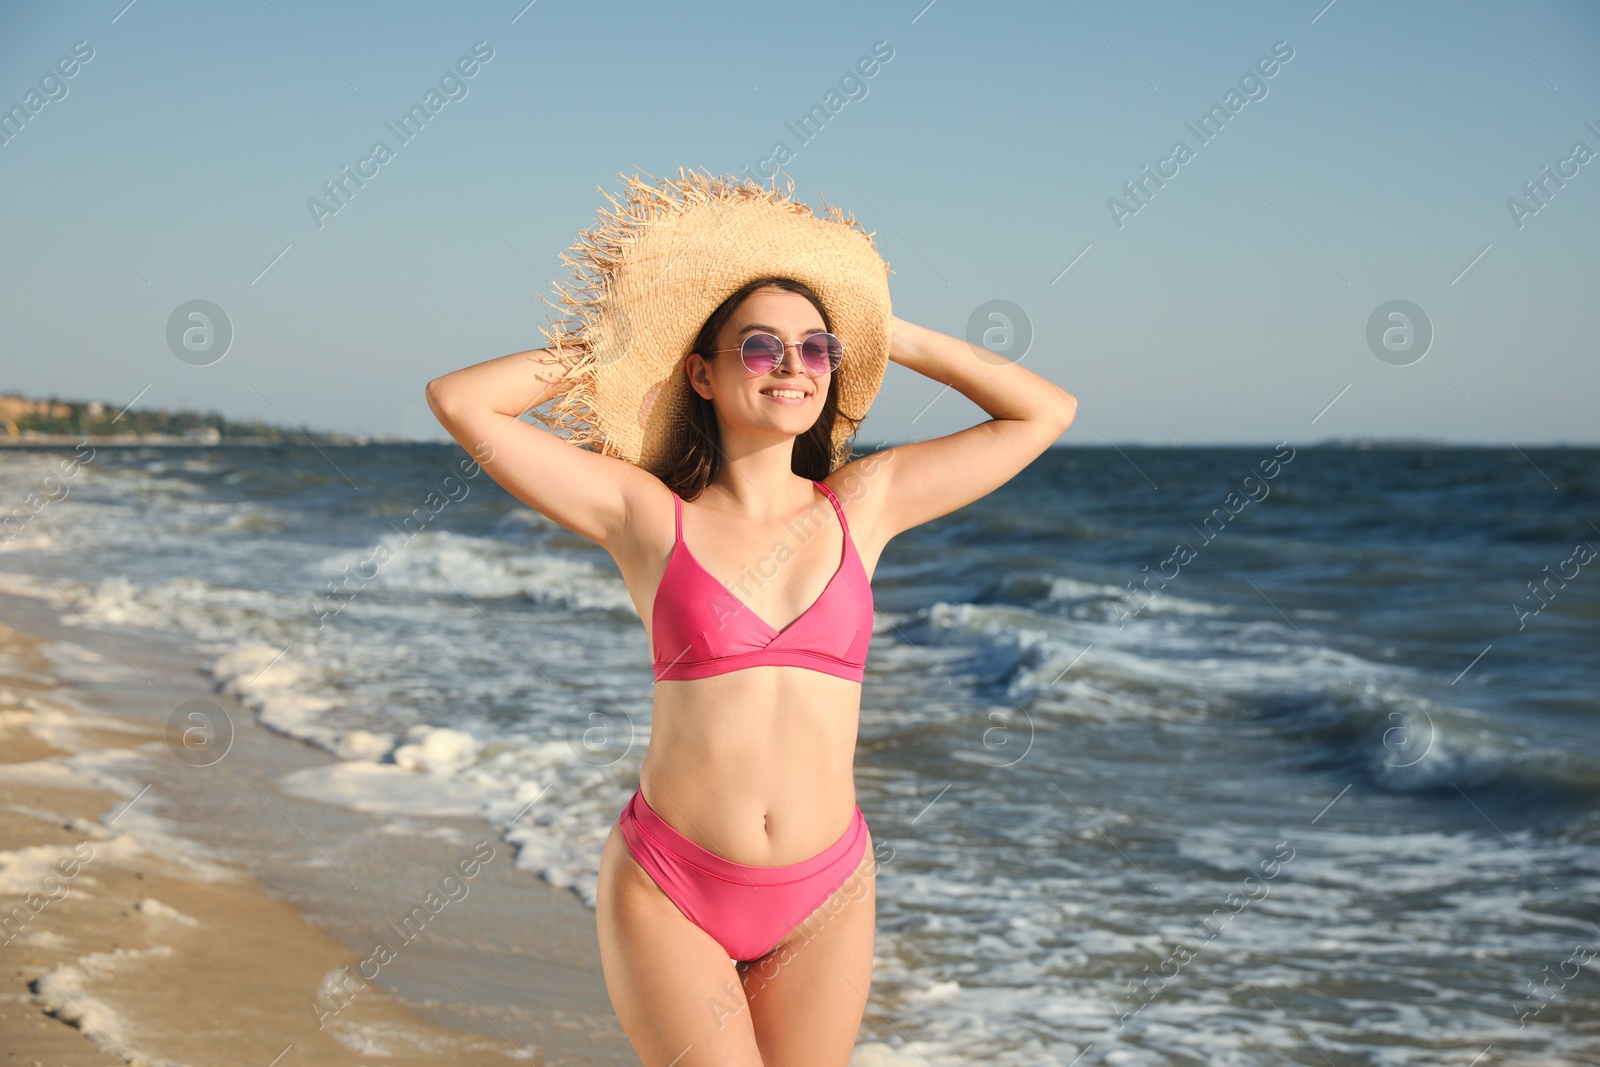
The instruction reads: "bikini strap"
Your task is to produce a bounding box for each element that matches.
[812,480,848,534]
[671,491,683,543]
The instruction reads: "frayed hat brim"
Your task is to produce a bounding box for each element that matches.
[528,167,894,476]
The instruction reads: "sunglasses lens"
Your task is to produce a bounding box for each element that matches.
[801,333,843,374]
[740,333,785,372]
[737,332,843,376]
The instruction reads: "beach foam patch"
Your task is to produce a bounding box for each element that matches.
[32,946,179,1065]
[277,760,488,817]
[134,897,199,926]
[392,725,480,775]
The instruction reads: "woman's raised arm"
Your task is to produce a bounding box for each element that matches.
[840,315,1077,545]
[425,349,659,550]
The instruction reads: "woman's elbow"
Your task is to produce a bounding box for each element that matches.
[425,377,460,421]
[1051,388,1078,430]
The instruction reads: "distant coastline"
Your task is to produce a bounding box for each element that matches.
[0,392,405,447]
[0,436,412,447]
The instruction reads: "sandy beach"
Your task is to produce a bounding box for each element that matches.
[0,602,636,1066]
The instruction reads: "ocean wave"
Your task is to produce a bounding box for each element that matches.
[314,529,634,612]
[1040,573,1232,618]
[1254,685,1600,800]
[892,593,1383,720]
[888,589,1596,802]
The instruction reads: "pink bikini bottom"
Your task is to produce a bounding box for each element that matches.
[617,787,869,963]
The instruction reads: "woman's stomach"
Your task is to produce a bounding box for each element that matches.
[640,666,862,864]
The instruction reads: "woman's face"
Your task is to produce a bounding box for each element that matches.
[687,287,831,442]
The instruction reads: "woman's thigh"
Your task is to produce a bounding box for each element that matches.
[595,822,765,1067]
[736,829,879,1067]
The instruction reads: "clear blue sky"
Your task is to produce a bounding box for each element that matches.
[2,0,1596,445]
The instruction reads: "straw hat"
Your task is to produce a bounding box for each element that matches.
[530,167,894,477]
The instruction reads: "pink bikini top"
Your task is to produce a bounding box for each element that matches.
[651,480,873,683]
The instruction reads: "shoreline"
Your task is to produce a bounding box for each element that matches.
[0,436,411,448]
[0,593,634,1065]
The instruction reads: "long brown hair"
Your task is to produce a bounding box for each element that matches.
[657,277,860,500]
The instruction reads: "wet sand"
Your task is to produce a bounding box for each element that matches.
[0,607,634,1066]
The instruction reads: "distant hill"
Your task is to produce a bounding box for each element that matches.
[0,393,401,446]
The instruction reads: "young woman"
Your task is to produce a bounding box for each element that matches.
[426,182,1075,1067]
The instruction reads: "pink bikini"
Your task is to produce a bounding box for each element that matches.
[649,480,873,683]
[616,480,874,962]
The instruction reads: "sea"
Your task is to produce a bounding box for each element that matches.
[2,441,1597,1066]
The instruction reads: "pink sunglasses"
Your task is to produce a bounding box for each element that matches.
[708,331,843,378]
